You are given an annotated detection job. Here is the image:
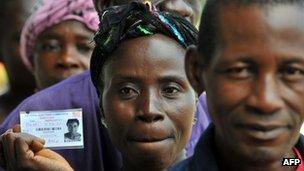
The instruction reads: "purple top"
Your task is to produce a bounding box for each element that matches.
[186,92,211,156]
[0,71,210,170]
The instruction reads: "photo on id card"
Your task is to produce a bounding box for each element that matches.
[20,108,84,149]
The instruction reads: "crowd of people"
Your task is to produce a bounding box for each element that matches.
[0,0,303,171]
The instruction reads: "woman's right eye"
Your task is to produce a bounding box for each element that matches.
[119,87,139,99]
[38,41,61,52]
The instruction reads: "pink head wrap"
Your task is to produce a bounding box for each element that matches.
[20,0,99,71]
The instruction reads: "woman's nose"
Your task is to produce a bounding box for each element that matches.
[136,91,164,123]
[56,47,82,69]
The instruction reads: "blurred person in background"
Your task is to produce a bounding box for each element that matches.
[0,0,38,122]
[0,0,99,121]
[19,0,99,91]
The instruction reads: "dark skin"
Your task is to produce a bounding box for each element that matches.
[0,34,197,171]
[101,34,196,171]
[0,125,73,171]
[0,0,200,116]
[93,0,202,26]
[33,20,94,90]
[0,0,201,169]
[186,4,304,171]
[0,16,93,171]
[0,0,37,119]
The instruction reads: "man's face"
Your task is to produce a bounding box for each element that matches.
[93,0,202,26]
[67,122,79,134]
[188,4,304,164]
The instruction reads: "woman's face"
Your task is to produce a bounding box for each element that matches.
[33,20,94,90]
[101,34,196,170]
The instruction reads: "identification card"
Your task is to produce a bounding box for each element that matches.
[20,108,84,149]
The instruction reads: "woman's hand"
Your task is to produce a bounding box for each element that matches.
[0,125,73,171]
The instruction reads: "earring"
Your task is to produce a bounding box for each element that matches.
[101,118,108,128]
[193,95,198,126]
[195,92,199,104]
[99,104,108,128]
[192,117,197,126]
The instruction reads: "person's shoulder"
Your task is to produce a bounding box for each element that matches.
[75,133,82,140]
[17,71,95,107]
[64,132,72,139]
[186,92,211,157]
[59,71,92,84]
[36,71,93,95]
[181,125,219,171]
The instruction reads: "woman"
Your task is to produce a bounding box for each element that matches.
[90,2,198,170]
[1,2,198,171]
[20,0,99,90]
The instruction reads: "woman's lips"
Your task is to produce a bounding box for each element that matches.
[128,135,174,143]
[127,131,175,153]
[127,125,174,143]
[126,135,175,153]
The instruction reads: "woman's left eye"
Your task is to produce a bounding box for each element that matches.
[77,43,93,54]
[39,41,61,52]
[118,86,139,99]
[162,85,181,98]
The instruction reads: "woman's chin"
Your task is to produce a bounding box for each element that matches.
[122,138,177,169]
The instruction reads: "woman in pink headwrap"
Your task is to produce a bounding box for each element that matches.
[20,0,99,90]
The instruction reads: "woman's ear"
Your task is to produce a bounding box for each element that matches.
[92,0,112,13]
[185,45,205,95]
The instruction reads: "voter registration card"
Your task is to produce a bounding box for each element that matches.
[20,108,84,149]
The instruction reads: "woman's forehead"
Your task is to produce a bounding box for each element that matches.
[113,34,185,62]
[104,35,186,77]
[37,20,93,40]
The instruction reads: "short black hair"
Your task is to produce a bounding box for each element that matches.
[198,0,304,67]
[66,119,80,126]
